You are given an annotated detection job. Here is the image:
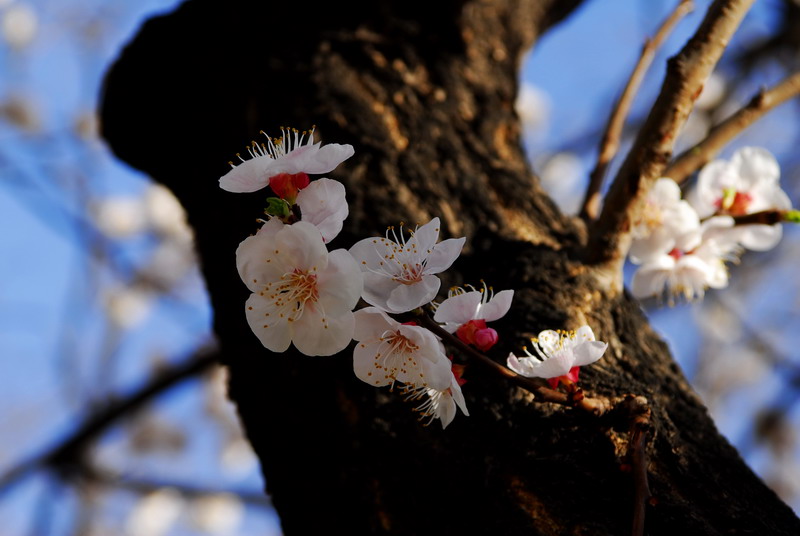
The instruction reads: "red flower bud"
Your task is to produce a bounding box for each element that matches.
[269,172,310,203]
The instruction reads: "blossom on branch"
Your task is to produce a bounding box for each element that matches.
[630,177,699,263]
[352,307,452,390]
[507,326,607,389]
[220,126,354,193]
[631,216,739,303]
[236,222,362,356]
[403,369,469,429]
[349,218,465,314]
[433,283,513,351]
[689,147,791,251]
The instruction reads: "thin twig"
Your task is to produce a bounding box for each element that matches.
[665,72,800,183]
[626,396,652,536]
[80,463,272,506]
[586,0,756,289]
[412,312,611,414]
[581,0,694,220]
[0,348,219,495]
[730,209,787,226]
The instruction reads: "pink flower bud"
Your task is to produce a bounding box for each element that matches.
[474,327,498,351]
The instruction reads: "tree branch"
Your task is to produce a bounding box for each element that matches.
[625,396,652,536]
[665,71,800,183]
[581,0,694,221]
[586,0,756,288]
[411,312,611,415]
[0,347,219,495]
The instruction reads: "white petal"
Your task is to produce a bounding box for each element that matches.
[414,347,452,390]
[437,393,457,429]
[433,291,483,326]
[244,294,292,353]
[574,325,596,342]
[256,217,285,238]
[530,350,574,378]
[296,178,349,243]
[274,222,328,271]
[292,307,354,356]
[736,224,782,251]
[408,217,441,255]
[479,289,514,322]
[361,273,402,312]
[296,143,354,175]
[631,258,673,299]
[450,377,469,417]
[353,307,396,341]
[535,330,561,357]
[507,354,548,377]
[236,234,289,293]
[386,274,440,313]
[353,340,392,387]
[732,146,780,189]
[349,236,394,270]
[651,177,682,201]
[317,249,363,315]
[572,340,607,367]
[424,237,465,274]
[219,157,271,193]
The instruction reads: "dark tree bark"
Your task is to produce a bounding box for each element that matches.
[100,0,800,534]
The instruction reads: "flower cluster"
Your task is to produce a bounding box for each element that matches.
[629,147,792,303]
[222,126,609,428]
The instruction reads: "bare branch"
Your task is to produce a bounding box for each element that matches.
[581,0,694,220]
[626,396,652,536]
[586,0,756,288]
[664,72,800,183]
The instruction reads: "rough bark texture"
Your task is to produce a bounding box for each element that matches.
[100,0,800,534]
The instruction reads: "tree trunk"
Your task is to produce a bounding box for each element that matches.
[100,0,800,534]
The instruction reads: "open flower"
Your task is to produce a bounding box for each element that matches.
[220,126,354,193]
[507,326,607,388]
[352,307,452,390]
[403,369,469,429]
[236,221,363,356]
[631,216,739,303]
[349,218,465,314]
[688,147,791,251]
[630,177,699,263]
[433,284,513,351]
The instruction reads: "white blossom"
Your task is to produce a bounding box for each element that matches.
[433,284,514,334]
[404,371,469,429]
[689,147,791,251]
[349,218,465,314]
[220,126,354,193]
[236,221,362,356]
[631,217,739,302]
[630,178,699,263]
[352,307,452,390]
[507,326,607,385]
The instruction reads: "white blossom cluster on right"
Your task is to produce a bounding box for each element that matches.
[629,147,793,303]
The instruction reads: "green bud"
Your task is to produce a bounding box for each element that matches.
[265,197,291,218]
[783,209,800,224]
